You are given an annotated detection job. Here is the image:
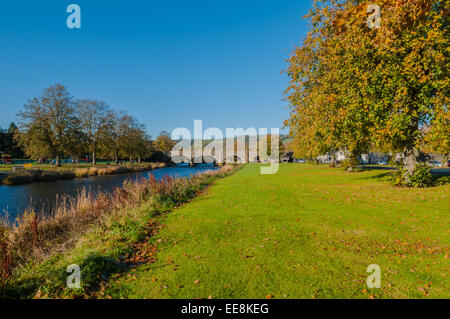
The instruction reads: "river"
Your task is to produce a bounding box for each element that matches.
[0,165,218,222]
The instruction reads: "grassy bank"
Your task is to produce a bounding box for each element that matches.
[0,163,166,185]
[0,165,238,298]
[102,164,447,299]
[1,164,448,299]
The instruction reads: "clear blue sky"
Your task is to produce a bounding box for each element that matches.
[0,0,309,137]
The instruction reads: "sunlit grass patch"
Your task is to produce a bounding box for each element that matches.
[103,164,448,299]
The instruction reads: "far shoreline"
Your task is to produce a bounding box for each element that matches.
[0,162,167,186]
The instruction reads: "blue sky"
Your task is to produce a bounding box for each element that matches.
[0,1,309,137]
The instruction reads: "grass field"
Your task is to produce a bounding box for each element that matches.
[102,164,449,299]
[2,164,448,299]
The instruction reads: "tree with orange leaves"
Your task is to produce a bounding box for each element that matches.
[286,0,449,180]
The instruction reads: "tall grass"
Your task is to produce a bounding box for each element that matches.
[0,165,236,281]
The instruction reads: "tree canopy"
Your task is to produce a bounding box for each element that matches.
[15,84,158,165]
[285,0,449,175]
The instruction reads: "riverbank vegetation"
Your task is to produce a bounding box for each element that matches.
[0,163,167,185]
[0,165,238,297]
[285,0,449,185]
[1,164,447,298]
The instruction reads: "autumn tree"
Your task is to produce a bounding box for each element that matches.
[366,0,449,178]
[102,110,129,164]
[16,84,80,166]
[265,134,285,158]
[154,131,176,153]
[285,0,373,168]
[286,0,449,178]
[121,118,152,162]
[76,99,112,165]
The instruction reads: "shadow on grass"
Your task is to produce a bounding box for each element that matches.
[78,254,128,292]
[354,171,393,181]
[358,165,398,171]
[354,167,449,186]
[0,277,42,299]
[0,253,128,299]
[432,174,450,185]
[431,168,450,176]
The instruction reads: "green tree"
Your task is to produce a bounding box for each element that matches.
[7,123,18,135]
[154,131,175,153]
[16,84,80,166]
[0,123,24,158]
[76,99,112,165]
[286,0,449,178]
[103,110,133,164]
[121,118,152,162]
[266,134,285,158]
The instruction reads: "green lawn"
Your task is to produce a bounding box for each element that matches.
[102,164,449,299]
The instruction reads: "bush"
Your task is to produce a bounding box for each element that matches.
[3,172,35,185]
[409,164,433,188]
[74,168,89,178]
[97,168,109,176]
[59,170,75,180]
[0,173,7,183]
[435,176,450,186]
[0,226,13,280]
[390,164,433,188]
[40,171,61,182]
[88,167,99,176]
[79,254,126,291]
[342,158,360,171]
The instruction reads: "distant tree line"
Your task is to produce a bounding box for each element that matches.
[0,123,24,158]
[11,84,175,166]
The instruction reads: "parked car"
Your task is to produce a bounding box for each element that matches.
[377,160,388,165]
[428,161,442,167]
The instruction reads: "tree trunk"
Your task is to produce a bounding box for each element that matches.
[403,147,419,182]
[92,150,96,165]
[332,150,337,167]
[56,155,61,167]
[346,152,359,172]
[115,148,119,164]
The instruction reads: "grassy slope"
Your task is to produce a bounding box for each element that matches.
[104,164,449,299]
[0,167,235,298]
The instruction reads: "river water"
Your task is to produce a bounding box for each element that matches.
[0,165,218,222]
